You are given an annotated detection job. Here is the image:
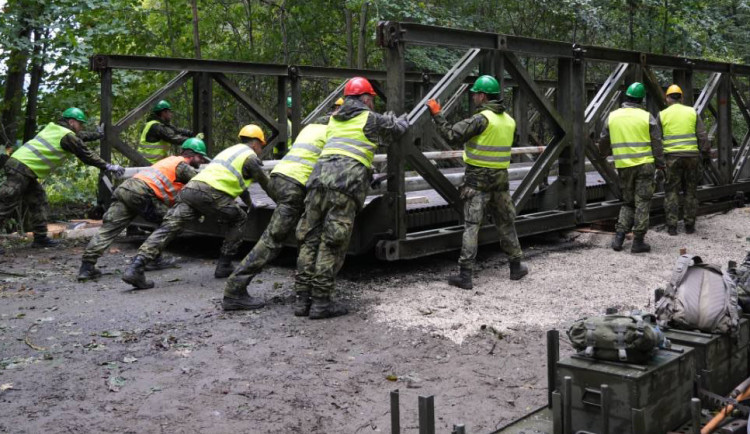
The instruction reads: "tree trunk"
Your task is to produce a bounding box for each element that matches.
[23,28,48,143]
[628,0,635,50]
[1,25,32,147]
[190,0,201,59]
[345,9,354,68]
[357,1,369,69]
[661,0,669,54]
[280,0,289,63]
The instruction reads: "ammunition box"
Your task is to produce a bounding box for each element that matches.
[664,318,749,398]
[555,345,695,434]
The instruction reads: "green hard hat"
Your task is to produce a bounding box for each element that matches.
[470,75,501,95]
[62,107,87,124]
[286,96,292,108]
[181,137,208,157]
[152,100,172,113]
[625,82,646,99]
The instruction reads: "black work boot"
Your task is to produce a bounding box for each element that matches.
[221,277,264,310]
[447,267,473,290]
[32,235,60,248]
[214,255,234,278]
[631,235,651,253]
[145,254,178,271]
[509,260,529,281]
[308,296,349,320]
[77,261,102,282]
[685,224,696,234]
[293,291,312,317]
[667,226,678,236]
[122,255,155,289]
[611,232,625,251]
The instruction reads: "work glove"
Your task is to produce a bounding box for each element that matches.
[97,123,104,135]
[106,163,126,178]
[195,132,205,140]
[654,168,665,184]
[701,152,712,165]
[426,99,441,116]
[459,185,479,200]
[370,174,388,189]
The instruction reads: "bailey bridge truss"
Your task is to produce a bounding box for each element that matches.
[91,22,750,261]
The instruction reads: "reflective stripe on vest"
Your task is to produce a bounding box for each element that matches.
[660,103,699,154]
[272,123,327,185]
[10,123,73,179]
[608,107,654,169]
[320,111,378,168]
[191,144,255,198]
[139,120,171,164]
[133,156,186,206]
[463,110,516,169]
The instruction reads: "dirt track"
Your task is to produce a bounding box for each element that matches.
[1,209,749,433]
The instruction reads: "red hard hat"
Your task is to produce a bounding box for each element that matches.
[344,77,376,96]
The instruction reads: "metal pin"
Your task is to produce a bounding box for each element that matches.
[563,376,572,434]
[600,384,610,434]
[547,329,560,408]
[390,390,400,434]
[418,395,435,434]
[690,398,701,434]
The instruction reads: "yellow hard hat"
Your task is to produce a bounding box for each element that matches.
[334,97,344,106]
[238,124,266,145]
[666,84,683,96]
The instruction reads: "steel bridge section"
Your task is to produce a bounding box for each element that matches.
[92,21,750,261]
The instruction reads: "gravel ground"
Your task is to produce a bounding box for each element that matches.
[0,208,748,433]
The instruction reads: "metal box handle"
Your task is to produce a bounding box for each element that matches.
[582,387,602,407]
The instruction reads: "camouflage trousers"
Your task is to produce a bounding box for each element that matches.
[137,181,247,261]
[82,179,167,263]
[0,169,48,236]
[294,188,358,298]
[226,175,305,291]
[616,163,655,236]
[664,155,701,227]
[458,178,523,270]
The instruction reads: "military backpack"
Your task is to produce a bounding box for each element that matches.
[568,314,662,364]
[655,255,740,336]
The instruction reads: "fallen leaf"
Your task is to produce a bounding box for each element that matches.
[0,383,13,391]
[107,376,126,392]
[122,356,138,364]
[386,375,398,382]
[100,331,122,338]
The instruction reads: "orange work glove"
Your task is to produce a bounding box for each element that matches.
[426,99,441,115]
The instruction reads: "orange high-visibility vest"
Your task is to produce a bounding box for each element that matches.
[133,156,188,206]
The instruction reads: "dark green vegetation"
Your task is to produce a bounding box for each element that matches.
[1,0,749,210]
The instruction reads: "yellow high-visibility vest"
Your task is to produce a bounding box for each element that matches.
[272,123,327,185]
[660,103,698,154]
[608,107,654,169]
[192,144,255,198]
[463,110,516,169]
[320,111,378,168]
[139,120,171,164]
[11,122,73,179]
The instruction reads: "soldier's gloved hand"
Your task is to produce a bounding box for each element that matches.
[426,99,441,116]
[97,123,104,134]
[459,185,479,200]
[395,114,409,132]
[106,163,126,178]
[701,152,712,165]
[654,168,665,184]
[195,132,205,140]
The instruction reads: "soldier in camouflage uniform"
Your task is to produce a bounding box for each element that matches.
[656,84,710,235]
[138,100,195,164]
[0,108,124,251]
[427,75,528,289]
[599,82,664,253]
[223,117,331,310]
[77,139,210,281]
[294,77,408,319]
[122,125,272,305]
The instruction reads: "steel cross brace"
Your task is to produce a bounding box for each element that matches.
[302,81,347,126]
[212,72,280,144]
[399,48,485,212]
[503,51,570,211]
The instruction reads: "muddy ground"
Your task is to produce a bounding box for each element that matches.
[1,209,749,433]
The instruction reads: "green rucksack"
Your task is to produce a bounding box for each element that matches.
[568,314,662,364]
